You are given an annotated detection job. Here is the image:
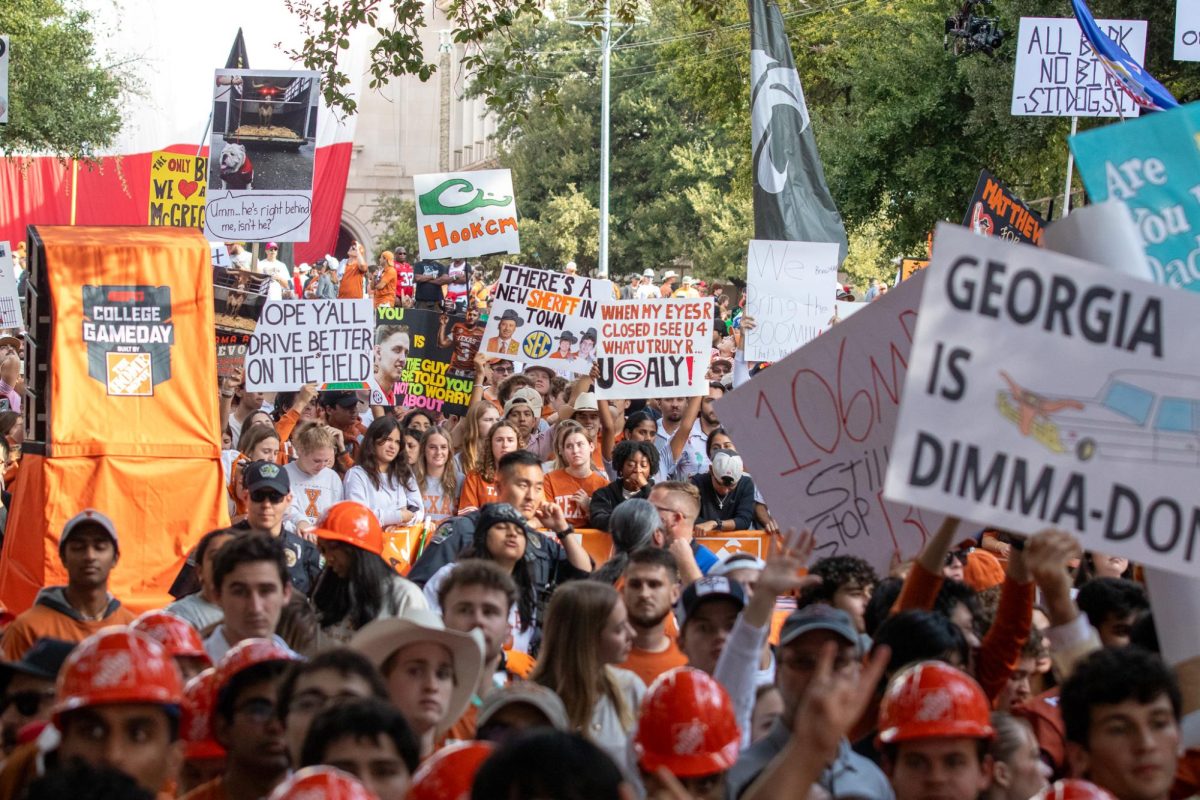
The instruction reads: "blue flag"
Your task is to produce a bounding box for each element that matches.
[749,0,847,263]
[1071,0,1177,112]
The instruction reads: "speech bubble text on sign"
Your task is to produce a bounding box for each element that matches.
[204,191,313,241]
[717,275,942,573]
[884,223,1200,578]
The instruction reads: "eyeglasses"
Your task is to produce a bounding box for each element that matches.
[945,549,971,566]
[234,697,278,723]
[250,489,287,504]
[0,690,54,717]
[491,365,514,375]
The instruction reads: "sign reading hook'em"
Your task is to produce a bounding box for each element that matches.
[413,169,521,260]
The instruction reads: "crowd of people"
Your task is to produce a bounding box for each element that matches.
[0,247,1183,800]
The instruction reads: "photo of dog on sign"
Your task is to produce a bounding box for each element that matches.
[209,69,319,192]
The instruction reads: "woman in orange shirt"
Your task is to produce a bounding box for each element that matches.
[543,421,608,528]
[453,400,501,477]
[458,421,519,514]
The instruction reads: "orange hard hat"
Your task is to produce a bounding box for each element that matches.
[635,667,740,777]
[314,501,384,556]
[1035,780,1118,800]
[53,628,184,720]
[877,661,994,745]
[131,611,211,664]
[268,766,379,800]
[408,741,494,800]
[214,638,299,697]
[181,668,226,761]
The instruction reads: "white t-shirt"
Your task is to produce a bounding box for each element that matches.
[284,462,344,528]
[343,466,424,527]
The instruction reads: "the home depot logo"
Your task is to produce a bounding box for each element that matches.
[105,352,153,396]
[82,285,174,397]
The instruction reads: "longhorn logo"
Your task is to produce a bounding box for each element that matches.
[750,49,811,195]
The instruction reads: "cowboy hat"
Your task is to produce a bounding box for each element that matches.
[497,309,525,325]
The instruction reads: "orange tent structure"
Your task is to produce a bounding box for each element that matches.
[0,226,229,613]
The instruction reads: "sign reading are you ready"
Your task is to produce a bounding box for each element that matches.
[414,169,520,260]
[884,224,1200,577]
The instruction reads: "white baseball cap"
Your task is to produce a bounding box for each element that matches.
[642,268,655,277]
[663,270,678,280]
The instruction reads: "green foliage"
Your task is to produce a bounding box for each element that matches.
[369,195,418,255]
[0,0,132,160]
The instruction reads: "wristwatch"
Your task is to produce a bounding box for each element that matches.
[555,525,577,539]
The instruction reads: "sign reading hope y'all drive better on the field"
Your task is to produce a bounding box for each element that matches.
[481,264,609,374]
[1011,17,1147,117]
[745,240,839,362]
[1070,102,1200,293]
[717,274,943,573]
[414,169,520,261]
[593,298,713,400]
[245,300,373,391]
[884,224,1200,577]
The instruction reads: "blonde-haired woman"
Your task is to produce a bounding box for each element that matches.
[531,580,643,777]
[415,426,463,523]
[457,420,518,514]
[453,400,501,476]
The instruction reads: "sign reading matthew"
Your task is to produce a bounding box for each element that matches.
[414,170,520,260]
[884,224,1200,577]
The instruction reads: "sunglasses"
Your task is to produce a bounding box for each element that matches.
[250,489,286,504]
[1,690,54,717]
[492,365,514,375]
[944,549,971,566]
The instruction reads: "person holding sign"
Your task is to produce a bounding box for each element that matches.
[343,417,424,529]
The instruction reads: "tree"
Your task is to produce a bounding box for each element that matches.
[370,195,418,255]
[0,0,135,160]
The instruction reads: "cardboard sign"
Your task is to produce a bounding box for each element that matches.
[213,266,269,333]
[593,298,713,400]
[414,169,520,260]
[900,258,929,281]
[211,244,232,268]
[1011,17,1147,117]
[370,307,477,417]
[1177,0,1200,61]
[745,240,839,362]
[0,37,8,125]
[245,299,372,391]
[962,170,1046,247]
[0,242,21,330]
[204,69,320,242]
[1071,102,1200,293]
[481,264,609,373]
[216,328,251,381]
[716,275,941,572]
[884,224,1200,576]
[148,152,207,229]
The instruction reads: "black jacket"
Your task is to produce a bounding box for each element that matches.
[588,480,654,532]
[690,473,757,530]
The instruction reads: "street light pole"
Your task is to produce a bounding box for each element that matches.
[598,0,612,278]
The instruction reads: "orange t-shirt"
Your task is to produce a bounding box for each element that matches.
[441,703,479,744]
[458,471,498,513]
[338,262,367,298]
[374,266,398,307]
[543,469,608,527]
[621,640,688,688]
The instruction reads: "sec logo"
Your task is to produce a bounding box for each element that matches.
[522,330,552,360]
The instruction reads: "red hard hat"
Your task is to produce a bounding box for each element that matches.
[53,628,184,720]
[181,668,226,761]
[1035,780,1118,800]
[132,611,211,664]
[268,766,379,800]
[314,501,384,556]
[408,741,494,800]
[877,661,994,745]
[634,667,740,777]
[214,638,299,696]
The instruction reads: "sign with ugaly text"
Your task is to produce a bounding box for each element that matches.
[369,307,476,417]
[1011,17,1147,117]
[593,298,713,400]
[884,224,1200,577]
[414,169,520,260]
[481,264,609,374]
[148,152,207,229]
[1070,102,1200,294]
[1176,0,1200,61]
[716,275,941,573]
[245,299,372,391]
[962,170,1046,247]
[745,240,838,362]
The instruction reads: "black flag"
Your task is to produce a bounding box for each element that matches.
[226,28,249,70]
[749,0,847,262]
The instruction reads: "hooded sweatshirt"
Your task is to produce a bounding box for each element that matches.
[1,586,136,660]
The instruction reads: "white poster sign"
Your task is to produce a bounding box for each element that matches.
[1011,17,1147,117]
[480,264,610,373]
[745,240,839,362]
[716,275,941,573]
[414,169,520,260]
[1176,0,1200,61]
[0,37,8,125]
[0,242,20,329]
[204,69,320,242]
[245,299,372,391]
[885,224,1200,577]
[593,298,713,400]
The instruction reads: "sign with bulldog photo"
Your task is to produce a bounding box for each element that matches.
[204,68,319,243]
[414,169,520,260]
[480,264,609,374]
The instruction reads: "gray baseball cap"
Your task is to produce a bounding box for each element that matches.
[477,683,569,732]
[779,605,859,651]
